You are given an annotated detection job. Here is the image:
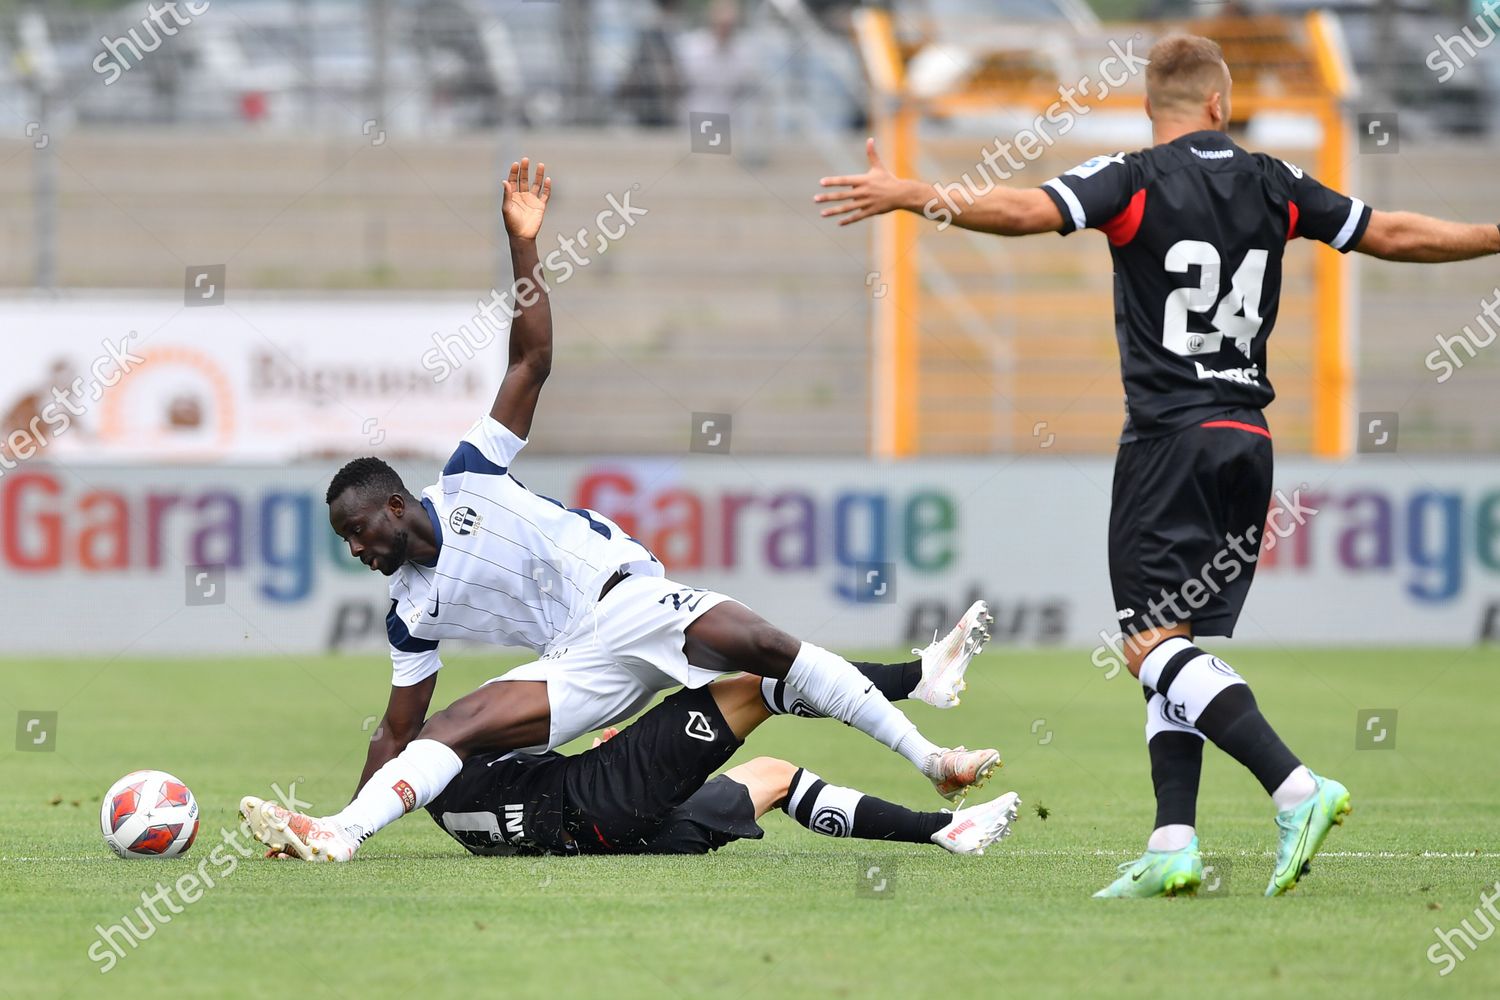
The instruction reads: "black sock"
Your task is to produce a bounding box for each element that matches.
[784,767,946,843]
[851,796,948,843]
[851,660,922,701]
[1194,685,1302,795]
[1148,731,1203,829]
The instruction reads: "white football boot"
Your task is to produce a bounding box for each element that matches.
[932,792,1022,855]
[912,600,994,709]
[239,796,359,863]
[927,746,1003,801]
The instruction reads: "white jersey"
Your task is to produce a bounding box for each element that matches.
[384,415,661,687]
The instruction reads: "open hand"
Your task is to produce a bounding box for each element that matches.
[503,158,551,240]
[814,138,917,225]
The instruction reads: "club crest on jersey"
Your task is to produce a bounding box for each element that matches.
[448,506,481,535]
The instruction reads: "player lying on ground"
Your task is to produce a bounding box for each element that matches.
[245,657,1021,859]
[816,35,1500,897]
[239,158,1001,862]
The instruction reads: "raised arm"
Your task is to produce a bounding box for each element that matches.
[1355,210,1500,263]
[489,158,554,439]
[814,138,1062,236]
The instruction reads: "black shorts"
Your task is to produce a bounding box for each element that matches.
[630,775,764,855]
[1108,411,1273,640]
[428,686,758,857]
[560,685,752,854]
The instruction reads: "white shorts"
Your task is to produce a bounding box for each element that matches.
[486,575,740,751]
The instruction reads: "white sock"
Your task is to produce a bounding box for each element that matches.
[329,739,462,842]
[759,676,822,718]
[783,768,863,838]
[1147,824,1195,852]
[783,642,941,774]
[1137,637,1195,692]
[1139,639,1244,725]
[1270,765,1318,812]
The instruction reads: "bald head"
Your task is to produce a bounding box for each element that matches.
[1145,35,1231,133]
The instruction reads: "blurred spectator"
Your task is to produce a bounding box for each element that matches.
[676,0,759,120]
[617,0,683,126]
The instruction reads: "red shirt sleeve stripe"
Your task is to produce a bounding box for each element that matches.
[1100,188,1147,247]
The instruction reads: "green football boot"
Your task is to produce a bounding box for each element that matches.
[1265,772,1352,897]
[1093,837,1203,898]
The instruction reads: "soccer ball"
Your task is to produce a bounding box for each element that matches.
[100,770,200,859]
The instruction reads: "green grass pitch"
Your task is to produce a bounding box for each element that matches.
[4,647,1499,998]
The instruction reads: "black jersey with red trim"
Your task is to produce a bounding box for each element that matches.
[1040,129,1371,442]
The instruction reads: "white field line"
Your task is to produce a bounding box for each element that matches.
[993,850,1500,860]
[5,850,1500,863]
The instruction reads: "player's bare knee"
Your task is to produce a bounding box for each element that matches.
[750,756,797,801]
[727,756,797,811]
[1126,626,1193,678]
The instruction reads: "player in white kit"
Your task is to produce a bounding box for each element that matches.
[240,158,1001,862]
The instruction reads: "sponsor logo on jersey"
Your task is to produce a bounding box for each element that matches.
[504,803,525,839]
[448,506,481,535]
[1065,153,1126,179]
[1116,608,1136,621]
[392,780,417,813]
[659,587,711,613]
[1194,361,1261,385]
[811,806,851,837]
[684,710,717,742]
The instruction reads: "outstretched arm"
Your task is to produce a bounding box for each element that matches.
[1355,211,1500,263]
[814,138,1062,236]
[489,158,554,439]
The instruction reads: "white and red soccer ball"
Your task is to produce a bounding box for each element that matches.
[100,770,199,859]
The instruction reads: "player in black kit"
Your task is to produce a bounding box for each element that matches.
[816,33,1500,897]
[423,668,1020,859]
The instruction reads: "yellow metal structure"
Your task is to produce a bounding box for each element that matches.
[853,12,1357,457]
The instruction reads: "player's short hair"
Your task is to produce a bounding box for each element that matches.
[1146,35,1228,115]
[325,456,409,506]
